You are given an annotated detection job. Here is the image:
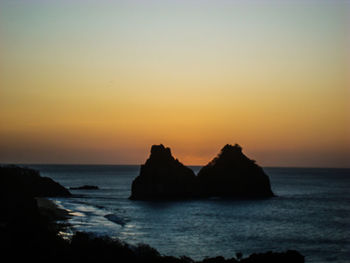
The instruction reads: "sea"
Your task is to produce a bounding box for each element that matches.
[26,165,349,263]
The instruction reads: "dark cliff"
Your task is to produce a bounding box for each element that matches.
[197,144,274,198]
[130,144,274,200]
[0,165,71,198]
[130,144,196,200]
[0,165,71,224]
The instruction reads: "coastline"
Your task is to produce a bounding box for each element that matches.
[36,197,71,221]
[35,197,72,237]
[0,165,306,263]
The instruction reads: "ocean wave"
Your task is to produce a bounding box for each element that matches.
[104,213,129,226]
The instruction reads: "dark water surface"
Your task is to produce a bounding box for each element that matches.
[27,165,350,263]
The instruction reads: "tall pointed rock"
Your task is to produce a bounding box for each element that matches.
[129,144,196,200]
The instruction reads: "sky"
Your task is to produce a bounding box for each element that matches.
[0,0,349,167]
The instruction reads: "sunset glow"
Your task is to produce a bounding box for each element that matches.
[1,0,349,166]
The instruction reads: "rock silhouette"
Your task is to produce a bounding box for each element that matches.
[0,165,71,198]
[130,144,196,200]
[197,144,274,198]
[130,144,274,200]
[0,165,71,225]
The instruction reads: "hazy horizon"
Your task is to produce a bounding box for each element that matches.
[2,162,350,169]
[1,0,349,167]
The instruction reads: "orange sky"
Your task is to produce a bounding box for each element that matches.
[0,1,349,167]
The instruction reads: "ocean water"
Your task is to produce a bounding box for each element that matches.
[27,165,349,262]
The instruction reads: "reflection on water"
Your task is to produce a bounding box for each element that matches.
[68,211,85,217]
[31,165,350,263]
[58,230,73,240]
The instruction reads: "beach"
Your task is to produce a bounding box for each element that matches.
[36,198,71,220]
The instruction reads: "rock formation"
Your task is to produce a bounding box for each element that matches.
[0,165,71,198]
[197,144,274,198]
[0,165,71,238]
[130,144,274,200]
[130,144,196,200]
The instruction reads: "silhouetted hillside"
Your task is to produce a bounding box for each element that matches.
[0,165,71,198]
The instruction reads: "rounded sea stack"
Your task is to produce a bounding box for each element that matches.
[197,144,274,198]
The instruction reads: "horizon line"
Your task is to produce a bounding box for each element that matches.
[1,163,350,169]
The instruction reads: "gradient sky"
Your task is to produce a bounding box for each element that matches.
[1,0,349,167]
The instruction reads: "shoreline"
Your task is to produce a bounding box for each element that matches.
[36,197,71,221]
[0,165,306,263]
[35,197,73,236]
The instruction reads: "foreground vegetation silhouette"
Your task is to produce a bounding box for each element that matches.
[0,166,303,263]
